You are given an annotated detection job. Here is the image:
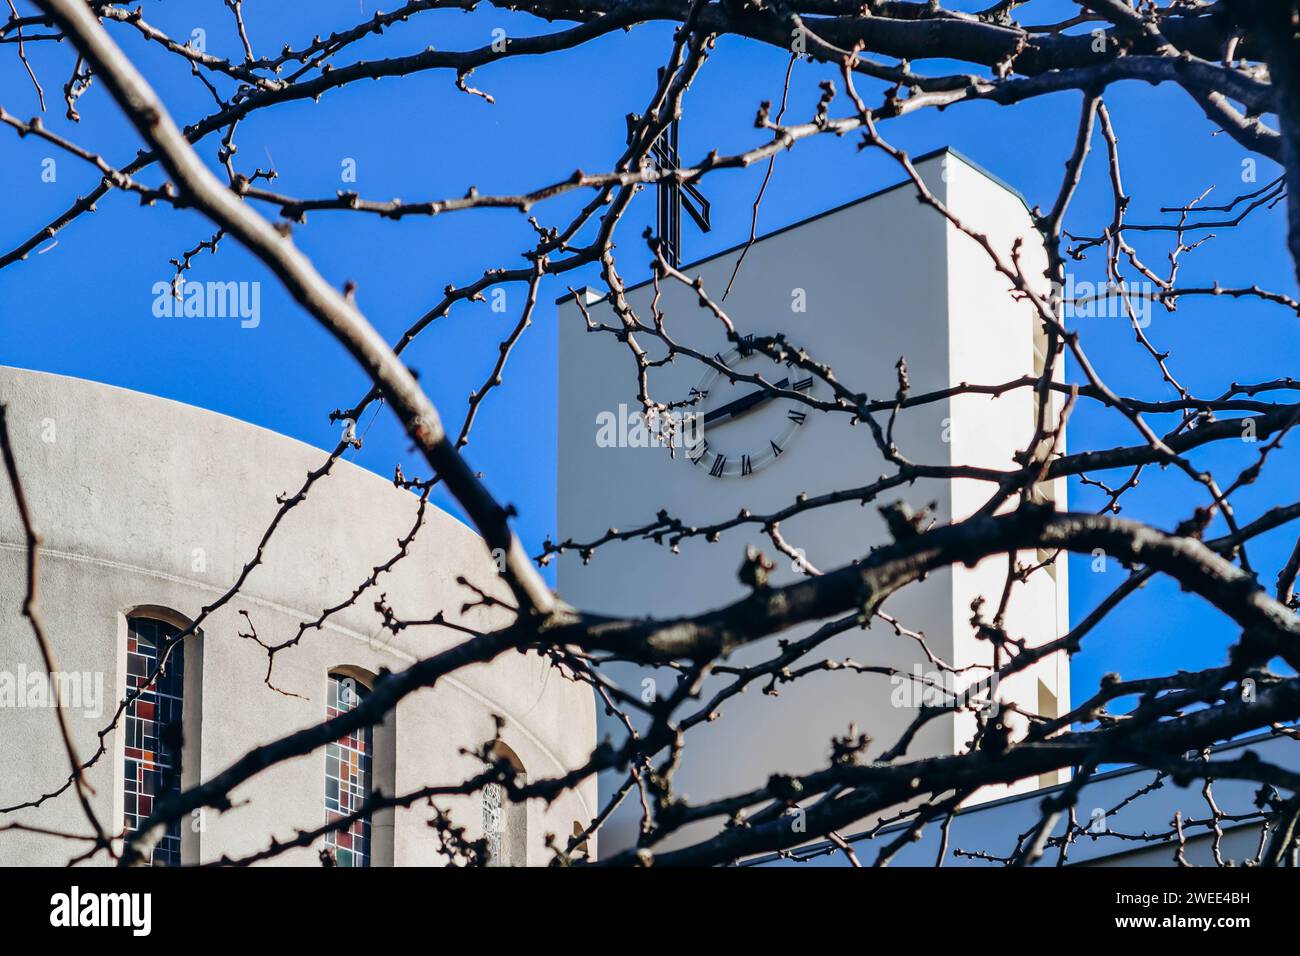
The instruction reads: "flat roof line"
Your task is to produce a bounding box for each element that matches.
[554,146,1033,306]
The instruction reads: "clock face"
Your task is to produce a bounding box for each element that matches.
[685,343,818,478]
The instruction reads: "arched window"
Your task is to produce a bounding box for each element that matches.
[571,821,590,859]
[324,673,373,867]
[123,617,186,866]
[481,742,527,867]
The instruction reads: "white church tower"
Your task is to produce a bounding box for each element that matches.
[555,149,1069,852]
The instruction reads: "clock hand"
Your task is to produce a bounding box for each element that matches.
[702,378,789,426]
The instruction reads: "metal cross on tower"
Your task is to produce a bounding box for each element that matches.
[632,71,711,268]
[650,119,712,267]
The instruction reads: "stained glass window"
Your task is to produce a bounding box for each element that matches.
[483,782,505,866]
[123,618,185,867]
[324,674,372,867]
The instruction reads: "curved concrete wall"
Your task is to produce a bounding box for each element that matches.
[0,366,595,866]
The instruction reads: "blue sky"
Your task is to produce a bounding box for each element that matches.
[1,1,1296,705]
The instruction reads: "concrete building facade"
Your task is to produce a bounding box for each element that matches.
[555,149,1069,852]
[0,365,596,866]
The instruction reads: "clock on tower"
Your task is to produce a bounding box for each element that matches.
[684,338,820,479]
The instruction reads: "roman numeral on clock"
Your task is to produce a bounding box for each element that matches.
[769,440,783,458]
[792,377,813,392]
[741,454,753,475]
[710,455,727,477]
[787,409,806,425]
